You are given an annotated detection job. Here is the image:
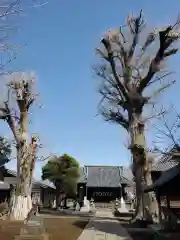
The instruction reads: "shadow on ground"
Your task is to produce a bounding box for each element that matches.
[86,220,154,240]
[40,208,93,218]
[72,220,89,229]
[90,221,129,236]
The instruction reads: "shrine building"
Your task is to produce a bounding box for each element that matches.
[77,165,134,203]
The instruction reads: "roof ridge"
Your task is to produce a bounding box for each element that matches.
[5,168,55,189]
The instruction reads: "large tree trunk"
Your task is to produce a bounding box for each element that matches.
[63,196,68,208]
[55,185,61,209]
[129,114,158,222]
[2,78,37,220]
[132,162,144,219]
[10,141,33,220]
[10,177,32,220]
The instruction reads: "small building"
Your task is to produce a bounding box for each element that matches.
[77,165,134,204]
[0,168,56,206]
[145,164,180,222]
[151,149,180,211]
[0,165,135,208]
[144,149,180,222]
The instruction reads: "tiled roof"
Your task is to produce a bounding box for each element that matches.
[86,166,121,187]
[152,147,180,172]
[78,167,87,183]
[152,154,179,172]
[5,168,55,189]
[37,179,56,189]
[78,165,132,187]
[121,166,133,181]
[144,164,180,192]
[78,165,133,187]
[152,160,178,171]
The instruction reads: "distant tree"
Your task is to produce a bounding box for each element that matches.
[95,11,180,221]
[42,154,80,208]
[0,136,11,167]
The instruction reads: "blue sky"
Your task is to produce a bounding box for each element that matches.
[2,0,180,179]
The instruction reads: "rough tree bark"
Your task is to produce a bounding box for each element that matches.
[0,73,37,220]
[129,115,144,219]
[129,114,158,220]
[0,1,45,221]
[10,135,37,220]
[95,11,180,221]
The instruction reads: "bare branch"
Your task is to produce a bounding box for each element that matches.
[100,106,129,130]
[95,12,180,220]
[143,107,166,123]
[138,23,180,93]
[127,10,145,61]
[153,108,180,154]
[0,101,20,143]
[101,37,129,100]
[95,12,180,132]
[146,72,174,88]
[0,1,48,73]
[146,80,176,102]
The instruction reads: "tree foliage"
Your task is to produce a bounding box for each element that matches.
[42,154,80,197]
[0,136,11,167]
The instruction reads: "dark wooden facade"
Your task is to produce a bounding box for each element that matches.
[146,164,180,222]
[77,166,133,203]
[77,183,127,203]
[150,153,180,212]
[0,167,56,205]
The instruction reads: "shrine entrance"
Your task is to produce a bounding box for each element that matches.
[87,187,121,202]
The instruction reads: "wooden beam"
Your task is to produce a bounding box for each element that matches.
[156,189,162,223]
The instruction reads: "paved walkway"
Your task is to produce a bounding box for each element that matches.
[77,210,132,240]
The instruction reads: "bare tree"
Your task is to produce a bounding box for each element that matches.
[0,72,38,220]
[0,0,47,74]
[95,11,180,220]
[153,108,180,156]
[0,1,20,73]
[0,1,46,221]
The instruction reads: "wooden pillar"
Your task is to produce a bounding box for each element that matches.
[166,194,171,222]
[156,189,162,223]
[86,186,88,199]
[78,184,84,202]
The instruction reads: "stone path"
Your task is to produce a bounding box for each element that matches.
[15,215,49,240]
[77,210,132,240]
